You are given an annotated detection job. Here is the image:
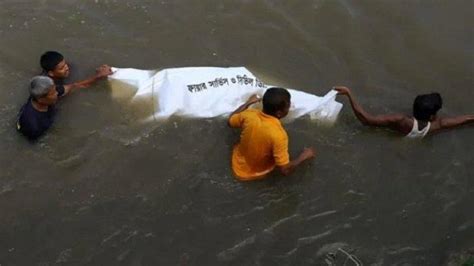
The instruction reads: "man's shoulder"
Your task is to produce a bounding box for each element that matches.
[242,108,259,115]
[268,121,288,140]
[18,100,34,118]
[387,115,413,134]
[17,102,38,136]
[239,109,260,120]
[427,117,443,132]
[17,102,53,140]
[383,113,410,122]
[18,101,38,125]
[18,101,54,126]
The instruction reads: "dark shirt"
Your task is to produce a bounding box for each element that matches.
[54,78,66,96]
[16,80,65,140]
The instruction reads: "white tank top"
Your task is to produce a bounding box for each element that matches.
[406,118,430,138]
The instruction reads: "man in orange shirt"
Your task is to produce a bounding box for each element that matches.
[228,87,315,181]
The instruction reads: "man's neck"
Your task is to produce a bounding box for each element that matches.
[31,99,49,112]
[47,74,64,83]
[262,110,280,120]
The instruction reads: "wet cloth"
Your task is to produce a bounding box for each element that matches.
[108,67,343,122]
[52,78,66,97]
[17,99,56,140]
[16,81,64,140]
[229,109,290,180]
[406,118,430,138]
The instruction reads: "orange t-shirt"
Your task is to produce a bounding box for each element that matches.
[229,109,290,180]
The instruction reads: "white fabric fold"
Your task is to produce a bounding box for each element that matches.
[108,66,342,123]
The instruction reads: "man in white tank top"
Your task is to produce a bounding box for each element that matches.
[334,86,474,138]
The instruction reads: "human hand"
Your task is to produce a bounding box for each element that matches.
[246,94,261,105]
[300,147,316,160]
[95,64,113,79]
[333,86,351,96]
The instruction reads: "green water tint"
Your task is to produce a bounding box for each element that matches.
[463,257,474,266]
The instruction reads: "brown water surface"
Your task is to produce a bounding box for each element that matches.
[0,0,473,265]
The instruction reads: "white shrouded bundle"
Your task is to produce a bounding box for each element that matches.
[108,66,342,123]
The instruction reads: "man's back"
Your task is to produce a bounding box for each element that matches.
[229,109,289,180]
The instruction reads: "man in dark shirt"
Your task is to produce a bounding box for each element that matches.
[17,76,60,140]
[16,51,113,140]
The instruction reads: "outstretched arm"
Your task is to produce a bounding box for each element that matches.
[334,86,406,129]
[62,65,113,96]
[227,94,261,127]
[431,115,474,132]
[278,147,315,176]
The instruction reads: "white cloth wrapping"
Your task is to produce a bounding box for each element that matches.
[108,66,342,123]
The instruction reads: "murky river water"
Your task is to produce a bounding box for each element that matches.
[0,0,473,265]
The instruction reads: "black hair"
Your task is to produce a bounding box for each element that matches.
[40,51,64,72]
[413,93,442,121]
[262,87,291,116]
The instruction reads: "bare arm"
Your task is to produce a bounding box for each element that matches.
[334,86,408,131]
[227,94,261,127]
[431,115,474,132]
[62,65,113,96]
[278,148,315,176]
